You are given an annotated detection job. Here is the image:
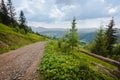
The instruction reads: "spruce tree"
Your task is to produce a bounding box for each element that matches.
[91,26,108,56]
[7,0,16,27]
[67,17,79,51]
[0,0,3,22]
[0,0,10,25]
[19,10,28,33]
[0,7,2,22]
[106,18,117,54]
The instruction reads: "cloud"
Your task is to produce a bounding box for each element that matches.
[49,5,65,20]
[11,0,120,28]
[108,7,117,14]
[28,17,119,29]
[28,21,71,28]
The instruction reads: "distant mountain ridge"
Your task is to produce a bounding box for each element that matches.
[30,26,97,43]
[31,26,97,32]
[30,26,120,43]
[31,26,65,32]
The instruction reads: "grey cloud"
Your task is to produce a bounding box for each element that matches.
[12,0,120,23]
[55,0,119,21]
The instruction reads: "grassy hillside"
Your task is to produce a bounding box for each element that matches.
[38,41,119,80]
[0,23,47,54]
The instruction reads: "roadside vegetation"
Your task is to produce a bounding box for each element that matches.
[38,18,119,80]
[85,18,120,61]
[0,0,48,54]
[38,41,118,80]
[0,23,47,54]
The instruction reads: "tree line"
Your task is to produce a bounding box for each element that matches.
[84,18,120,61]
[57,17,119,61]
[0,0,32,34]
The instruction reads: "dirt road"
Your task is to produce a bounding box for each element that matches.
[0,42,45,80]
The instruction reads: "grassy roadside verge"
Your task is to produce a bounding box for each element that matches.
[37,41,118,80]
[0,23,47,54]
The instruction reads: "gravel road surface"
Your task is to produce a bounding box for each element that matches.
[0,42,45,80]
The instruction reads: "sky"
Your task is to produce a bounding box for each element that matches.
[11,0,120,28]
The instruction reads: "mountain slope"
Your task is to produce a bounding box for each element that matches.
[31,26,120,43]
[0,23,46,54]
[31,26,96,43]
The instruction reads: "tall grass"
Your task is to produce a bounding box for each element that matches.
[0,23,47,54]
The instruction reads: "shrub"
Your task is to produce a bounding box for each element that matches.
[38,41,113,80]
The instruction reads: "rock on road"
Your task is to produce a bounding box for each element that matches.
[0,42,45,80]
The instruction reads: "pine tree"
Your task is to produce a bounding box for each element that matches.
[58,18,79,53]
[91,26,108,56]
[0,6,2,22]
[19,10,28,33]
[0,0,3,23]
[106,17,117,54]
[67,17,79,51]
[0,0,10,25]
[7,0,16,27]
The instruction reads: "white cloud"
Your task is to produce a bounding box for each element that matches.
[108,7,117,14]
[61,5,76,11]
[28,17,119,29]
[10,0,120,28]
[77,17,111,28]
[49,5,65,20]
[28,21,71,28]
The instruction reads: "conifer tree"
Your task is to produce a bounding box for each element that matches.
[7,0,16,26]
[58,18,79,53]
[0,0,10,25]
[0,7,2,22]
[67,17,79,51]
[106,17,117,54]
[19,10,28,33]
[91,26,108,56]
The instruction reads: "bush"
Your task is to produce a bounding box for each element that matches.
[108,44,120,61]
[38,41,113,80]
[113,44,120,55]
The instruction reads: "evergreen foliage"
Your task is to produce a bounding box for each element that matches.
[0,0,10,25]
[67,18,79,51]
[19,11,26,28]
[57,18,79,54]
[19,11,30,34]
[0,0,33,33]
[113,44,120,55]
[7,0,16,27]
[87,18,119,60]
[91,27,108,56]
[106,18,117,54]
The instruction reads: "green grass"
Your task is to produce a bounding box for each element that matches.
[38,41,118,80]
[75,46,117,70]
[79,53,117,70]
[0,23,47,54]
